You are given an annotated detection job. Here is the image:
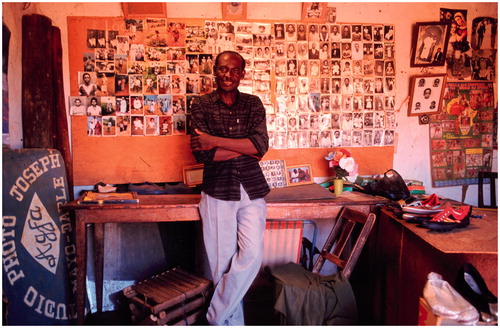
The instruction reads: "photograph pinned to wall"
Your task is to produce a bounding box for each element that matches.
[302,2,327,23]
[87,116,102,136]
[408,74,446,116]
[159,115,172,136]
[259,159,288,188]
[325,7,337,24]
[470,49,496,81]
[411,22,451,67]
[471,17,497,50]
[286,164,313,186]
[222,2,247,20]
[116,115,131,136]
[102,116,116,136]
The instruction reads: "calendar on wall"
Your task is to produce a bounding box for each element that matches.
[71,18,397,150]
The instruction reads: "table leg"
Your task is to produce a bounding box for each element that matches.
[76,214,87,325]
[94,223,105,313]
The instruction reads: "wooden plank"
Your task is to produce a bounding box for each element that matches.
[22,14,54,148]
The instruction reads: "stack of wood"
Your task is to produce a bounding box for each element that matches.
[123,268,212,325]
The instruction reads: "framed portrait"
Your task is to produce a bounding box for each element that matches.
[183,164,204,187]
[408,74,446,116]
[411,22,451,67]
[222,2,247,20]
[301,2,327,23]
[286,164,313,186]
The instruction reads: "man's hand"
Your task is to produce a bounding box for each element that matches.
[191,129,218,151]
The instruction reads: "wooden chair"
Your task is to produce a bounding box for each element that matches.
[478,171,498,208]
[270,207,377,325]
[312,207,377,279]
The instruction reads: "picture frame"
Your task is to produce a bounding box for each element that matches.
[222,2,247,20]
[122,3,167,18]
[408,74,447,116]
[411,22,451,67]
[286,164,313,186]
[183,164,204,187]
[301,2,327,23]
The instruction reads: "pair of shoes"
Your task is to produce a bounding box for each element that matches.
[455,263,498,315]
[421,205,472,231]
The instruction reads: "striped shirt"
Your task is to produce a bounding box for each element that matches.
[190,91,270,201]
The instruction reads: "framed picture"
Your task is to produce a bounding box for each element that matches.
[122,3,167,18]
[301,2,327,23]
[222,2,247,20]
[286,164,313,186]
[411,22,451,67]
[408,74,446,116]
[183,164,204,187]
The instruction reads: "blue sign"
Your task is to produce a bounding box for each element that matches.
[2,149,79,325]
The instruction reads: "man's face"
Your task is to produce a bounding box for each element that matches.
[214,53,245,93]
[75,99,82,106]
[83,74,91,85]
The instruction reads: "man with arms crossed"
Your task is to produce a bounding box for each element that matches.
[190,51,270,325]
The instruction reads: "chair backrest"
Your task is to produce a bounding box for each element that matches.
[478,171,498,208]
[312,207,376,279]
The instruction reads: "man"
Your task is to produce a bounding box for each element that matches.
[190,51,270,326]
[70,97,87,115]
[79,72,99,96]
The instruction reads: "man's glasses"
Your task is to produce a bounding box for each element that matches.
[216,66,243,75]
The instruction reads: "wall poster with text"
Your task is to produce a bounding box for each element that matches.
[429,81,496,187]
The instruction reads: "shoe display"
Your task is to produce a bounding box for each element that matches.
[421,205,472,232]
[455,263,498,315]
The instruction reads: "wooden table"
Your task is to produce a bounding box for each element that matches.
[370,207,498,325]
[61,190,386,325]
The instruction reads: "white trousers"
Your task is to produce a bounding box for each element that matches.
[199,185,267,326]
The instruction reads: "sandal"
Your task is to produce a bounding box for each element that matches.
[422,205,472,232]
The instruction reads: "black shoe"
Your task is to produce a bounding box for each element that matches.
[454,263,498,314]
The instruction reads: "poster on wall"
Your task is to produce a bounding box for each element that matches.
[429,81,495,187]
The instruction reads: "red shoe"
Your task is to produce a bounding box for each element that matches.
[422,206,472,231]
[421,193,440,207]
[404,193,441,208]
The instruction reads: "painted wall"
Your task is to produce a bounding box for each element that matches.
[4,2,496,206]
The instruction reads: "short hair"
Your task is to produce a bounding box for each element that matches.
[214,51,246,71]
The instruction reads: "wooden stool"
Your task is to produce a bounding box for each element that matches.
[123,268,212,325]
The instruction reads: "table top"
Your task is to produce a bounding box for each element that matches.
[384,207,498,255]
[61,190,387,211]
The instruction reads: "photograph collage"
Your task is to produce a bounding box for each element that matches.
[71,17,397,148]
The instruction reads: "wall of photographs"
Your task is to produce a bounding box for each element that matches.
[68,17,396,185]
[70,18,397,148]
